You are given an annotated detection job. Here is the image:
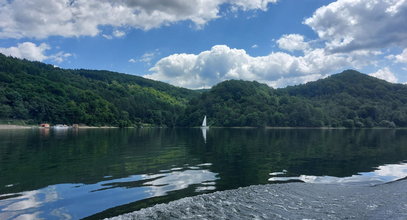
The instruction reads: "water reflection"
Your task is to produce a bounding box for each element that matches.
[0,187,60,220]
[1,128,407,219]
[0,164,217,220]
[269,162,407,185]
[201,128,208,143]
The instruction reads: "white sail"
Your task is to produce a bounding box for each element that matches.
[202,116,207,127]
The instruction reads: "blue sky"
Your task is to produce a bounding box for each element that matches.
[0,0,406,88]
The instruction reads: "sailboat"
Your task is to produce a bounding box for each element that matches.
[201,115,208,143]
[201,115,209,129]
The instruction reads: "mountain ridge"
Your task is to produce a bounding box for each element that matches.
[181,70,407,127]
[1,54,406,127]
[0,53,199,126]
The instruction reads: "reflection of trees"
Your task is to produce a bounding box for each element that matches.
[0,128,201,194]
[2,128,407,219]
[187,128,407,190]
[2,129,406,195]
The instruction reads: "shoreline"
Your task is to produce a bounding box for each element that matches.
[0,124,405,130]
[77,126,118,129]
[0,124,119,129]
[0,124,34,129]
[107,179,407,220]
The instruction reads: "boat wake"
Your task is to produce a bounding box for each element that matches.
[107,178,407,220]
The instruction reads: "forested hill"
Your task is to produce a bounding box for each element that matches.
[0,53,199,126]
[1,54,407,128]
[284,70,407,101]
[181,70,407,128]
[282,70,407,127]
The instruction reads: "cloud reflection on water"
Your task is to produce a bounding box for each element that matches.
[143,169,218,197]
[0,165,217,220]
[268,162,407,185]
[0,186,60,220]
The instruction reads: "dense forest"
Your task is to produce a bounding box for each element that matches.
[1,54,407,127]
[181,70,407,127]
[0,54,198,127]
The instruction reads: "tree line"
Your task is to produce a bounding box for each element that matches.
[1,54,406,128]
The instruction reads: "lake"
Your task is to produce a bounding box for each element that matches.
[1,128,407,219]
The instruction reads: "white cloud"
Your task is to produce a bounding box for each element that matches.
[0,42,71,62]
[392,48,407,63]
[113,30,125,38]
[102,34,113,40]
[145,45,364,89]
[277,34,309,52]
[143,0,407,89]
[104,30,126,39]
[49,51,72,63]
[139,52,157,64]
[251,44,258,48]
[0,0,278,39]
[0,42,49,61]
[369,67,398,83]
[129,50,160,65]
[304,0,407,53]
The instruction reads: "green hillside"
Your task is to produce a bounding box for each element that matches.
[180,80,325,127]
[1,54,406,128]
[283,70,407,127]
[0,54,199,127]
[182,70,407,128]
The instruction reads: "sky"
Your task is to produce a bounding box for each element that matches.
[0,0,406,89]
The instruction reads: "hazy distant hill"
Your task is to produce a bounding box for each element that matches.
[0,53,199,126]
[1,54,406,127]
[182,70,407,127]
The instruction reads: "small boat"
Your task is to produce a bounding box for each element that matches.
[39,123,50,128]
[52,124,71,129]
[201,115,209,129]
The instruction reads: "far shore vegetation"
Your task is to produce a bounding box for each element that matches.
[1,54,406,128]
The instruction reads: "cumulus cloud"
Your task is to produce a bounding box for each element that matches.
[0,42,49,61]
[145,0,407,89]
[369,67,398,83]
[0,42,71,62]
[145,45,365,88]
[304,0,407,53]
[277,34,309,52]
[391,48,407,63]
[0,0,278,39]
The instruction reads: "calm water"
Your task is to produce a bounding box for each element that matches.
[1,128,407,219]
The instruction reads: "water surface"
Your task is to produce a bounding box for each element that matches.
[0,128,407,219]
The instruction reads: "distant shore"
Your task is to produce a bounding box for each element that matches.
[0,124,34,129]
[77,125,118,129]
[0,124,118,129]
[0,124,405,130]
